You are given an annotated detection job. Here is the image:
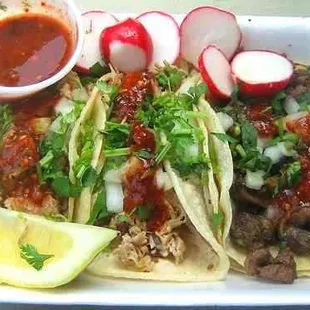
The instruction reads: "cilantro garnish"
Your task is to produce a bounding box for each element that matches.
[96,80,119,101]
[210,212,224,232]
[135,149,153,160]
[20,244,54,271]
[87,190,111,225]
[101,121,130,150]
[156,61,186,92]
[211,132,238,144]
[241,121,257,150]
[136,205,153,221]
[271,91,286,116]
[90,62,110,77]
[0,104,12,141]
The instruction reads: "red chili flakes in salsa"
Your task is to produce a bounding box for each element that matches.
[286,114,310,144]
[0,14,72,87]
[131,122,156,153]
[246,102,278,138]
[112,72,153,122]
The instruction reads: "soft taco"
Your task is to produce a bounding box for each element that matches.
[73,64,229,281]
[210,63,310,284]
[0,72,90,221]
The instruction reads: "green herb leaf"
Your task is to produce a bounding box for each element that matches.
[155,142,172,164]
[116,214,129,223]
[286,161,301,187]
[241,121,257,150]
[211,132,238,144]
[51,177,81,198]
[104,147,131,158]
[238,149,272,172]
[0,104,13,141]
[271,91,286,116]
[20,244,54,271]
[80,166,98,187]
[231,84,240,103]
[156,61,186,92]
[90,62,110,77]
[267,132,299,147]
[101,121,130,150]
[210,212,224,232]
[96,80,119,101]
[87,190,110,225]
[136,205,153,221]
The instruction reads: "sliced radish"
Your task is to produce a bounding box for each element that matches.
[198,45,235,99]
[100,18,153,73]
[75,11,118,74]
[136,11,180,68]
[231,50,294,97]
[180,6,241,67]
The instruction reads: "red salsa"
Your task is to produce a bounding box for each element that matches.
[0,14,72,87]
[246,102,278,138]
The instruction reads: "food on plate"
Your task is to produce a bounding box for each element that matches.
[137,11,180,68]
[76,11,118,74]
[0,13,73,87]
[75,65,229,281]
[212,63,310,284]
[0,207,116,288]
[180,6,242,67]
[100,18,153,73]
[0,72,117,287]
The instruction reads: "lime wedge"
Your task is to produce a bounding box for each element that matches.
[0,208,117,288]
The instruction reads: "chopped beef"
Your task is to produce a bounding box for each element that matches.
[245,248,296,284]
[230,212,275,249]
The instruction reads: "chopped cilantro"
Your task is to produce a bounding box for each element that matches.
[20,244,54,271]
[90,61,110,77]
[101,121,130,150]
[267,132,299,147]
[80,166,98,187]
[96,80,119,102]
[103,147,131,158]
[241,121,257,150]
[87,190,110,225]
[136,205,153,221]
[238,149,272,172]
[156,61,186,92]
[211,132,238,144]
[271,91,286,116]
[210,212,224,232]
[155,142,172,164]
[135,149,153,160]
[51,177,81,198]
[116,214,129,223]
[286,161,302,187]
[0,104,12,141]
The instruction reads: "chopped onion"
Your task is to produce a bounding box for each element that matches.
[264,142,295,164]
[283,95,300,115]
[104,168,124,184]
[49,118,61,132]
[106,182,124,213]
[54,98,74,115]
[156,169,173,191]
[257,137,270,154]
[216,112,234,132]
[245,170,265,190]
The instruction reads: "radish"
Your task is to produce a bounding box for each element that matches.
[198,45,235,99]
[180,6,242,68]
[231,50,294,97]
[100,18,153,73]
[75,11,118,74]
[136,11,180,68]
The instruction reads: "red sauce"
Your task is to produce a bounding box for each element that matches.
[273,149,310,211]
[286,114,310,144]
[246,102,278,138]
[0,14,72,87]
[123,120,168,232]
[112,72,153,122]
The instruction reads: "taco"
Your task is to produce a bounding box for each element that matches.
[211,63,310,284]
[74,64,229,281]
[0,72,90,221]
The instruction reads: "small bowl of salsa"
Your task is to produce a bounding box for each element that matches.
[0,0,83,100]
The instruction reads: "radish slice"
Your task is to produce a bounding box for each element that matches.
[198,45,235,99]
[100,18,153,73]
[75,11,118,74]
[231,50,294,97]
[136,11,180,68]
[180,6,241,67]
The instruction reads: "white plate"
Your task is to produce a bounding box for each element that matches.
[2,14,310,307]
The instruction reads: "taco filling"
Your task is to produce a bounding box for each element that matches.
[214,64,310,283]
[82,64,228,278]
[0,73,89,220]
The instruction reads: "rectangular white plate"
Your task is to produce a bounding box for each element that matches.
[2,14,310,307]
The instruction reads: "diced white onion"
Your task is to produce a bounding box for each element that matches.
[257,137,270,154]
[106,182,124,213]
[216,112,234,132]
[283,95,300,115]
[186,143,199,158]
[263,142,295,164]
[104,168,124,184]
[54,98,74,115]
[245,170,265,190]
[156,169,173,191]
[49,118,61,132]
